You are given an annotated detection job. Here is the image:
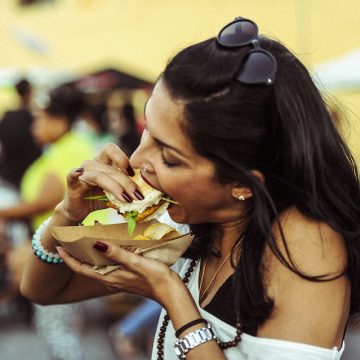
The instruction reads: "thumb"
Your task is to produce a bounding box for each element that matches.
[67,167,84,186]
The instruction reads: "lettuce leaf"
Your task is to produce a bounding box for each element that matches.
[84,195,109,201]
[85,195,138,236]
[124,211,138,236]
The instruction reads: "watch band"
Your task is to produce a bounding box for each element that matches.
[173,323,218,359]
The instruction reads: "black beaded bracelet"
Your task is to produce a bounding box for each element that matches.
[175,318,207,338]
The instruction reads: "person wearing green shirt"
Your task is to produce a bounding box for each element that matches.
[0,85,93,360]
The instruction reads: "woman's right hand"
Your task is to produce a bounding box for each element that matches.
[56,143,141,224]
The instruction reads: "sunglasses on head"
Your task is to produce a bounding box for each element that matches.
[216,17,277,85]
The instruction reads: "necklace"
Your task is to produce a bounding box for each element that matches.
[156,259,242,360]
[199,242,241,304]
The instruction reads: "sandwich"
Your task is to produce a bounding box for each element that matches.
[85,170,177,234]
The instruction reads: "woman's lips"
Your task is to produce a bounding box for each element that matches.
[140,171,164,193]
[140,172,175,206]
[140,171,154,187]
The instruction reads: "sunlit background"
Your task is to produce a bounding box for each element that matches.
[0,1,360,359]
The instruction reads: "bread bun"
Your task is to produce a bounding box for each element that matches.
[104,170,169,222]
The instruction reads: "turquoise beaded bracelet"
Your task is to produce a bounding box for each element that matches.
[32,217,64,264]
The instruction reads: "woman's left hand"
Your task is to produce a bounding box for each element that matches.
[56,241,183,306]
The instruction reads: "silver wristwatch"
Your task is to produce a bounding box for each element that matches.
[173,323,218,359]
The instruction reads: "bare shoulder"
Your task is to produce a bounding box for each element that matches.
[268,207,348,277]
[259,207,350,348]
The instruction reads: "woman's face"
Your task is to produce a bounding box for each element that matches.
[32,110,68,146]
[130,80,240,225]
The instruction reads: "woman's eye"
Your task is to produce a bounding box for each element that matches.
[161,150,178,168]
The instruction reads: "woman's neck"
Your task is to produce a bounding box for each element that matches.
[211,219,245,258]
[51,128,71,144]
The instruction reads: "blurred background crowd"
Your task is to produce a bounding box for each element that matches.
[0,0,359,359]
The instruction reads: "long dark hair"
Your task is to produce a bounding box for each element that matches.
[162,36,360,333]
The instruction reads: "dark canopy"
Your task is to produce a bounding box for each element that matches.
[71,68,153,93]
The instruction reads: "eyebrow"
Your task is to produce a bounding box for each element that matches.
[143,101,188,159]
[153,136,188,158]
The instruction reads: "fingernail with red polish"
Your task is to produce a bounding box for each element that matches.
[75,167,84,174]
[134,189,145,200]
[93,241,108,252]
[126,165,135,177]
[122,191,133,203]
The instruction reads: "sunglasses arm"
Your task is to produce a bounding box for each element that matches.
[251,39,261,49]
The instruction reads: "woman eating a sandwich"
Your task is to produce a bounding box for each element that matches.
[20,17,360,360]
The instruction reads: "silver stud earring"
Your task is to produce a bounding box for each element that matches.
[238,195,245,201]
[142,165,148,173]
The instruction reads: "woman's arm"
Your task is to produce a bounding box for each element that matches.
[21,208,226,358]
[54,239,227,360]
[20,143,152,303]
[0,173,64,220]
[20,205,115,304]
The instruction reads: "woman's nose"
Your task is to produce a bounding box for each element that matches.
[129,141,149,168]
[129,141,155,173]
[129,129,145,164]
[129,146,142,168]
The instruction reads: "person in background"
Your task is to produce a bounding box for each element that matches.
[0,178,32,323]
[108,101,141,157]
[0,78,41,188]
[20,17,360,360]
[0,85,94,230]
[77,102,117,152]
[0,85,94,360]
[0,78,41,323]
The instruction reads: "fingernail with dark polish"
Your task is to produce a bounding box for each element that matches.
[134,189,145,200]
[126,165,135,177]
[75,167,84,173]
[93,241,108,252]
[122,191,133,203]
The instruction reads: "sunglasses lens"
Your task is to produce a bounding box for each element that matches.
[237,51,277,85]
[219,20,258,46]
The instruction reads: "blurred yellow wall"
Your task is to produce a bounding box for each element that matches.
[1,1,360,74]
[1,0,359,160]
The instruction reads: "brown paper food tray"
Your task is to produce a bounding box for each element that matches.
[51,219,194,266]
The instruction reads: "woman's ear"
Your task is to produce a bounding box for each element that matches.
[231,170,265,201]
[251,170,265,184]
[231,186,252,201]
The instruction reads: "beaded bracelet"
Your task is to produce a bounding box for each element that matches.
[32,217,64,264]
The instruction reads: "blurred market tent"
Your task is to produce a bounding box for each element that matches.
[0,0,359,161]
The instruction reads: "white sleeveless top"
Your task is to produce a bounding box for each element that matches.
[151,258,345,360]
